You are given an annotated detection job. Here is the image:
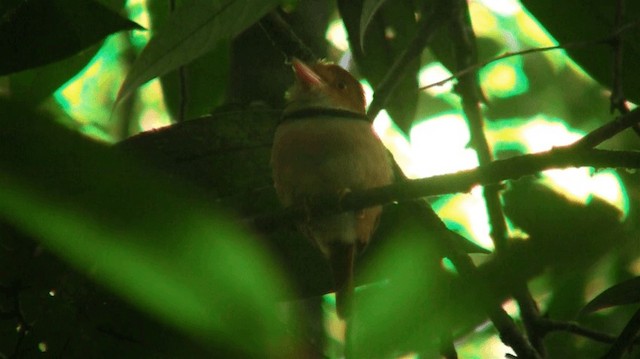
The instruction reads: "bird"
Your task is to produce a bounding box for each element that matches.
[271,58,393,318]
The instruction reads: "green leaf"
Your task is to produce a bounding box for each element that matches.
[423,0,477,75]
[353,215,453,357]
[504,180,622,273]
[162,44,230,120]
[338,0,420,133]
[582,277,640,315]
[5,0,130,103]
[359,0,387,47]
[7,44,101,104]
[0,99,295,356]
[116,0,280,103]
[521,0,640,104]
[0,0,141,76]
[146,0,230,121]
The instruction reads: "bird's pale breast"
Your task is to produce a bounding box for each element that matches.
[271,117,391,205]
[271,117,392,252]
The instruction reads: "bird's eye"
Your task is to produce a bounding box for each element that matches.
[337,82,347,90]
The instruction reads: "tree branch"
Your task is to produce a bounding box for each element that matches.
[205,7,638,357]
[252,147,640,231]
[258,11,316,64]
[575,106,640,148]
[448,0,541,356]
[419,18,640,93]
[537,319,622,345]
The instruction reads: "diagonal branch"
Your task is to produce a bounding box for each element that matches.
[575,105,640,148]
[602,307,640,359]
[252,147,640,236]
[420,18,640,92]
[253,6,640,357]
[537,318,635,345]
[258,11,316,64]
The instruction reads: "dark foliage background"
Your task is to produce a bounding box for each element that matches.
[1,0,640,358]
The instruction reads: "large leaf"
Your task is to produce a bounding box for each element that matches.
[0,0,141,76]
[146,1,230,121]
[338,0,420,133]
[118,107,337,299]
[582,277,640,314]
[353,223,451,357]
[504,180,622,274]
[5,0,130,103]
[522,0,640,104]
[0,99,296,356]
[359,0,387,46]
[7,44,101,104]
[116,0,280,103]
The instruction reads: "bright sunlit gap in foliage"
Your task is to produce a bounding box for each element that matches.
[394,113,629,250]
[469,1,500,38]
[128,0,172,132]
[514,1,597,82]
[410,114,478,177]
[434,189,494,249]
[490,117,628,217]
[325,19,350,52]
[54,0,171,142]
[327,0,632,274]
[322,294,346,357]
[54,34,125,142]
[454,297,520,357]
[367,0,631,257]
[481,60,529,98]
[364,82,415,174]
[479,0,522,16]
[127,0,150,50]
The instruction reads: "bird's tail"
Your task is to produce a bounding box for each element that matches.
[329,242,355,319]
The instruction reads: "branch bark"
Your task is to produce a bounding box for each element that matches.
[252,147,640,231]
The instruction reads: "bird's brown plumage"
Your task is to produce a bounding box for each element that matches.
[271,59,393,318]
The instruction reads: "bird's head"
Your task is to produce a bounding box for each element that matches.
[285,59,366,115]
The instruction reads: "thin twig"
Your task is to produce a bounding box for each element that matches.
[610,0,629,115]
[516,285,545,355]
[170,0,188,122]
[421,44,568,91]
[538,319,619,344]
[420,19,640,92]
[540,317,640,349]
[602,307,640,359]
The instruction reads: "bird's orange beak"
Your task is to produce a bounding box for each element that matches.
[291,58,324,88]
